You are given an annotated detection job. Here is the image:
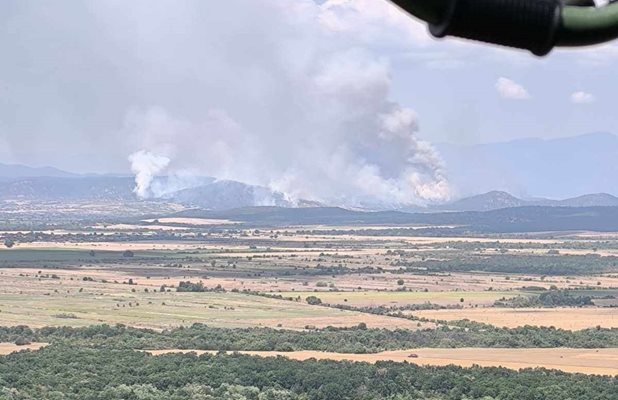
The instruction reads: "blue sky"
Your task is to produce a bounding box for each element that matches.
[391,47,613,144]
[363,2,615,145]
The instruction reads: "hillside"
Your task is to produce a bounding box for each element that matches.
[557,193,618,207]
[177,205,618,233]
[0,176,298,211]
[438,132,618,198]
[0,177,135,201]
[439,191,618,212]
[439,191,525,212]
[0,163,77,179]
[170,180,294,209]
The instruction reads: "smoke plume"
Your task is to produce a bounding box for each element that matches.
[120,0,451,208]
[128,150,170,198]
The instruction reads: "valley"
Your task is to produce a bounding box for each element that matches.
[1,203,617,399]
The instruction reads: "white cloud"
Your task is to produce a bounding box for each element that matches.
[318,0,431,46]
[571,91,596,104]
[495,77,531,100]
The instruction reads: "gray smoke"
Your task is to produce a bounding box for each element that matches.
[0,0,450,208]
[124,0,450,208]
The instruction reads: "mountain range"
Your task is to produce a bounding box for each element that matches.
[177,205,618,233]
[0,163,78,179]
[437,132,618,199]
[436,191,618,212]
[0,174,295,209]
[2,172,616,213]
[2,132,618,212]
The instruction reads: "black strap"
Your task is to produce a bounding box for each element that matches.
[429,0,563,56]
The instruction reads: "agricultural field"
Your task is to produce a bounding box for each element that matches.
[0,226,617,332]
[0,342,46,355]
[0,218,617,392]
[145,347,618,376]
[414,307,618,330]
[274,289,521,307]
[0,267,427,330]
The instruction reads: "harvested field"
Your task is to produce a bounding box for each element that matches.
[6,242,202,251]
[414,307,618,330]
[1,234,616,334]
[276,290,520,307]
[95,224,189,231]
[144,217,236,225]
[0,269,430,330]
[146,347,618,376]
[0,343,47,355]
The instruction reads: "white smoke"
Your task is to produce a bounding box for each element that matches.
[128,150,170,198]
[123,0,451,208]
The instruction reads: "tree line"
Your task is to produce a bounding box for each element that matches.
[1,324,617,354]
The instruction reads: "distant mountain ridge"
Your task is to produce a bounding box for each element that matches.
[437,132,618,199]
[0,163,77,179]
[439,191,525,211]
[0,176,136,202]
[0,173,309,210]
[2,162,618,233]
[437,191,618,212]
[554,193,618,208]
[1,166,616,213]
[176,205,618,233]
[3,144,618,212]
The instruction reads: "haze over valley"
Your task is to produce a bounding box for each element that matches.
[2,132,617,214]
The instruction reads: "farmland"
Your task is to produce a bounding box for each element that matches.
[0,267,426,330]
[145,347,618,376]
[0,225,617,334]
[0,214,617,399]
[415,307,618,330]
[274,289,524,307]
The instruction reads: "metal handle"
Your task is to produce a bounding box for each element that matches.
[390,0,618,56]
[429,0,562,56]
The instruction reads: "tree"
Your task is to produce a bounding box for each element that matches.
[306,296,322,305]
[177,281,205,292]
[14,336,31,346]
[3,239,15,248]
[123,250,134,258]
[397,279,405,286]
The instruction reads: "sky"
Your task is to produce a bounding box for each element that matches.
[0,0,616,205]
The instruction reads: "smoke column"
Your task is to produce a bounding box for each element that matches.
[119,0,451,208]
[128,150,170,198]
